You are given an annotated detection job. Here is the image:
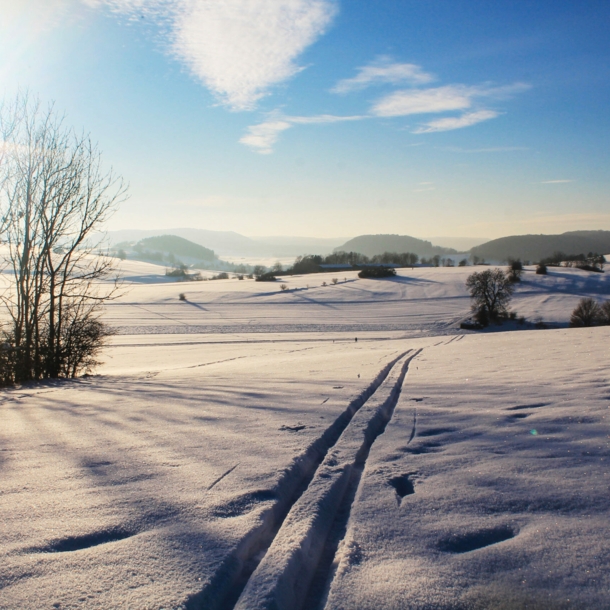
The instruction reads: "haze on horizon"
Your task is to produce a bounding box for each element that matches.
[2,0,609,241]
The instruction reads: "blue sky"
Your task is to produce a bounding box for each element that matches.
[2,0,609,239]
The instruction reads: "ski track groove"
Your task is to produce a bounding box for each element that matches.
[182,350,412,610]
[408,407,417,445]
[230,349,422,610]
[208,464,240,491]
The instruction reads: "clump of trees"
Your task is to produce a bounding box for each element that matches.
[255,272,277,282]
[570,298,610,327]
[0,93,126,385]
[539,251,606,272]
[287,251,419,275]
[465,269,514,326]
[165,264,203,280]
[506,259,523,283]
[358,267,397,279]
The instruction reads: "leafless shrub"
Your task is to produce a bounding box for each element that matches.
[599,301,610,325]
[570,298,600,327]
[0,92,126,384]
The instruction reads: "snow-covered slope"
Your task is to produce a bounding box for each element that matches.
[105,264,610,337]
[1,261,608,609]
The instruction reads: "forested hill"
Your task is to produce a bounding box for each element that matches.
[136,235,215,261]
[334,234,457,257]
[470,230,610,263]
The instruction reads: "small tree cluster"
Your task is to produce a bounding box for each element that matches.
[358,267,397,279]
[288,251,419,275]
[506,259,524,283]
[570,298,610,327]
[539,251,606,271]
[255,272,277,282]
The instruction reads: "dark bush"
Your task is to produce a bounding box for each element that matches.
[506,259,523,283]
[570,298,600,327]
[255,272,278,282]
[575,264,604,273]
[358,267,397,278]
[536,264,547,275]
[599,301,610,325]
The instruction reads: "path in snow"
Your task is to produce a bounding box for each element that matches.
[0,338,436,609]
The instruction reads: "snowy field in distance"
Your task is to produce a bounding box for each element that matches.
[0,259,609,609]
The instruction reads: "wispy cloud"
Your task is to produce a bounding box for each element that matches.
[239,120,293,154]
[332,57,434,93]
[441,146,528,153]
[371,85,474,117]
[85,0,338,111]
[413,110,500,133]
[540,179,574,184]
[371,83,529,118]
[240,113,364,153]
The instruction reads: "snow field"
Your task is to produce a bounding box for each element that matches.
[0,337,437,609]
[103,263,610,337]
[1,259,609,609]
[323,328,610,609]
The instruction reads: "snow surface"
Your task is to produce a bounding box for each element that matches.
[1,261,609,609]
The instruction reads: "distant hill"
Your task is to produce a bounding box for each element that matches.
[106,228,255,256]
[136,235,214,261]
[335,234,457,257]
[470,230,610,263]
[425,236,489,251]
[104,228,344,257]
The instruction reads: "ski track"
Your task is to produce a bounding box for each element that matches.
[181,350,412,610]
[226,349,422,610]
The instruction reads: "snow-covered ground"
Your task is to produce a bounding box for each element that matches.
[1,261,609,609]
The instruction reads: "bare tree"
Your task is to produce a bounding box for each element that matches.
[0,93,127,384]
[570,298,600,327]
[466,268,514,325]
[599,300,610,326]
[506,259,523,282]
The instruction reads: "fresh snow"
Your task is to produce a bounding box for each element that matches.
[1,262,609,609]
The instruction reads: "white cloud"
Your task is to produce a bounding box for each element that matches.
[288,114,364,125]
[442,146,528,153]
[540,179,574,184]
[413,110,499,133]
[371,82,530,118]
[85,0,338,111]
[332,57,434,93]
[240,113,364,153]
[239,120,293,154]
[371,85,475,117]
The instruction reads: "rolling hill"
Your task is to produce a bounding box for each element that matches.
[135,235,215,261]
[334,234,457,257]
[470,230,610,263]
